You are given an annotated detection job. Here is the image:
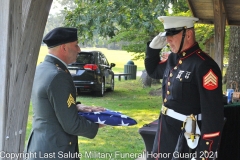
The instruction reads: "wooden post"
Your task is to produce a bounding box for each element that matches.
[0,0,10,152]
[213,0,226,71]
[0,0,52,156]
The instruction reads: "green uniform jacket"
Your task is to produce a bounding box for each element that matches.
[25,55,99,160]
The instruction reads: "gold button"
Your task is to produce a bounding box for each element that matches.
[56,64,59,66]
[168,82,171,86]
[179,60,182,64]
[180,78,182,81]
[170,73,173,77]
[164,98,167,102]
[167,91,170,95]
[206,142,209,145]
[69,142,72,145]
[182,52,186,56]
[198,51,201,54]
[174,66,177,70]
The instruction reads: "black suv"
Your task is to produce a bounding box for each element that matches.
[68,51,115,97]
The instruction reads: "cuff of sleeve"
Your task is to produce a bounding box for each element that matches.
[146,41,162,57]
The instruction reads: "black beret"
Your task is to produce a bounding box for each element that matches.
[43,27,78,48]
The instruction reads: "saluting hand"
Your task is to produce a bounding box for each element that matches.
[149,32,167,49]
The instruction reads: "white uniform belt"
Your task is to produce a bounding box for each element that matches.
[161,105,202,121]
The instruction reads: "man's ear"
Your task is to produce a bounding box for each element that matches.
[187,29,194,39]
[60,44,66,51]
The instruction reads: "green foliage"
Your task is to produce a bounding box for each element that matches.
[171,0,189,13]
[64,0,179,58]
[62,0,229,60]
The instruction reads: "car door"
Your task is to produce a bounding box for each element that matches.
[99,53,112,87]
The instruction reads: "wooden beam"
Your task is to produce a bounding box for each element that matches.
[0,0,53,154]
[213,0,226,71]
[222,0,229,25]
[187,0,197,17]
[198,19,215,24]
[0,0,10,151]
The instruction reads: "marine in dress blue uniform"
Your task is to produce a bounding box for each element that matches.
[145,16,224,160]
[25,27,100,160]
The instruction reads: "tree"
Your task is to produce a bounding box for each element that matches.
[64,0,218,59]
[226,26,240,88]
[63,0,232,88]
[64,0,180,59]
[43,0,76,37]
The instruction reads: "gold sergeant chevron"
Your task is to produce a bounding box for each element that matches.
[203,69,218,90]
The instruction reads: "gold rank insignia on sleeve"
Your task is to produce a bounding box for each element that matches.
[203,69,218,90]
[67,93,75,108]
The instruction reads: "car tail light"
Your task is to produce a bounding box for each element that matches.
[83,64,98,70]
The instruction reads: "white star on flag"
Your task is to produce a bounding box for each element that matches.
[97,117,106,124]
[119,120,129,126]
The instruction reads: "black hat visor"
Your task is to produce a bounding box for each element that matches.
[161,27,186,37]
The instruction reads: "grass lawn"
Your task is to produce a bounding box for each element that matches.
[26,79,162,160]
[76,79,161,160]
[26,46,228,160]
[26,46,160,160]
[38,46,145,73]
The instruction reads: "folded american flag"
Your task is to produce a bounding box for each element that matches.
[78,109,137,126]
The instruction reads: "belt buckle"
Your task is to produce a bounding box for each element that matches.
[162,106,168,115]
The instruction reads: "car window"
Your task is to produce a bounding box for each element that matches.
[100,53,109,66]
[76,53,94,64]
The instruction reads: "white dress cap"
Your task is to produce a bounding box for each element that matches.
[158,16,199,29]
[158,16,199,37]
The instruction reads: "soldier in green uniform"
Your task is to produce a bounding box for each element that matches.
[25,27,104,160]
[145,16,224,160]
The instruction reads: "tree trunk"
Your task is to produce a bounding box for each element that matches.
[140,70,152,87]
[0,0,52,156]
[226,26,240,89]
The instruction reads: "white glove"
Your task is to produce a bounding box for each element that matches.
[149,32,167,49]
